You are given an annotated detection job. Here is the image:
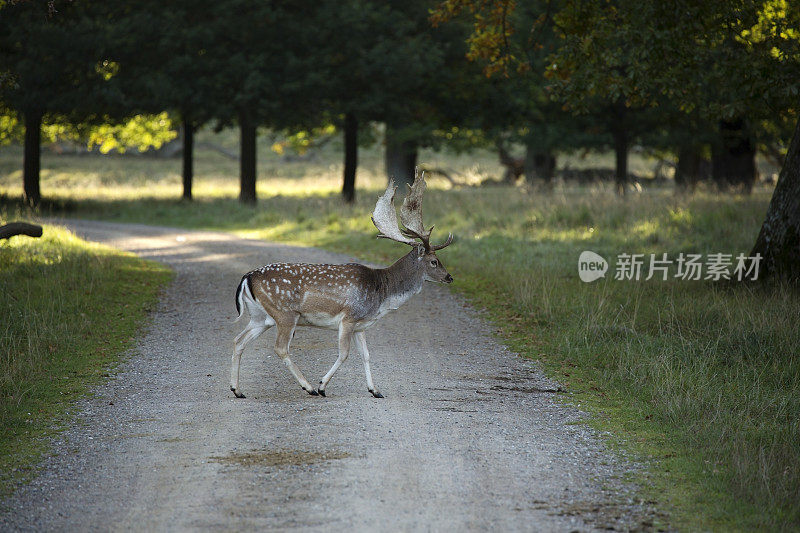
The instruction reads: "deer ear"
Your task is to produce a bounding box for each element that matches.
[416,243,426,257]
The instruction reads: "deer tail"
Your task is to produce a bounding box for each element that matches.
[235,274,253,320]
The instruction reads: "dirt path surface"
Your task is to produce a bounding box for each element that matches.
[1,220,650,532]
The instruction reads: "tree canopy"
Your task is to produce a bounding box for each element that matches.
[1,0,799,229]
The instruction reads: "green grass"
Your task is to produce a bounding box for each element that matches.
[0,212,171,497]
[0,135,797,530]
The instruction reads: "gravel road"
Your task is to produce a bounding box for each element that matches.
[0,220,652,531]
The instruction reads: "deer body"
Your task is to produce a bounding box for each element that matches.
[231,171,452,399]
[239,251,427,332]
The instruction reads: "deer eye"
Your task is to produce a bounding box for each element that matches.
[430,260,438,267]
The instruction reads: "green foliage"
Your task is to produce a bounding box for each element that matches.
[1,0,797,171]
[431,126,489,152]
[433,0,800,163]
[0,110,176,153]
[0,0,121,119]
[0,217,171,496]
[270,125,337,156]
[0,113,21,144]
[434,0,800,118]
[432,0,619,159]
[313,0,478,147]
[431,0,520,77]
[550,1,800,121]
[85,113,176,154]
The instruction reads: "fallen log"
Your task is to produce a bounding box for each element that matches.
[0,222,43,240]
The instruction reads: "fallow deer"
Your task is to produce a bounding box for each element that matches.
[231,170,453,398]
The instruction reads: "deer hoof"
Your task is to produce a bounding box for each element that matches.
[231,387,246,399]
[307,388,319,396]
[316,388,326,397]
[370,390,384,399]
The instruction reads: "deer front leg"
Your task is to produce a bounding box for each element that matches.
[317,321,354,397]
[354,331,383,398]
[274,318,318,396]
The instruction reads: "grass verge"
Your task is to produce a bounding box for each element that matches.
[0,214,171,497]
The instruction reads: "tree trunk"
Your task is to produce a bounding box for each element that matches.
[23,109,42,207]
[182,119,194,201]
[610,101,628,196]
[750,117,800,281]
[613,128,628,196]
[524,142,555,185]
[342,112,357,203]
[497,142,523,183]
[712,119,756,194]
[675,145,703,193]
[385,124,418,190]
[239,113,257,205]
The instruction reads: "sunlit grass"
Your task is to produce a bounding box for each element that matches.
[0,211,171,497]
[0,125,676,202]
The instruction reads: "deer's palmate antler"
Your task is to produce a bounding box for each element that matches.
[232,168,453,399]
[372,169,454,251]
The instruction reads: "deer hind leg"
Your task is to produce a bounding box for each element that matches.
[354,331,383,398]
[231,315,275,398]
[317,322,355,397]
[274,317,317,396]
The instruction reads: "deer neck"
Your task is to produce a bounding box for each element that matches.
[378,249,425,308]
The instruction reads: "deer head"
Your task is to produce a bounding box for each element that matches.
[371,168,454,283]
